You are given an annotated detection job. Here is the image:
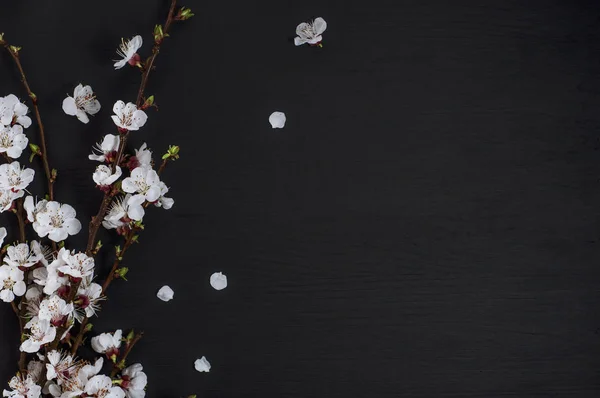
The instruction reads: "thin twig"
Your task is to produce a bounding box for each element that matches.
[2,44,55,201]
[110,331,144,377]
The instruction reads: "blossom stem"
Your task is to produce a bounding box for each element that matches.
[2,43,55,201]
[85,0,178,257]
[101,229,136,293]
[14,197,26,243]
[110,331,144,377]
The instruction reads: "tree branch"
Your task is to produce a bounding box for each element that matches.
[111,331,144,377]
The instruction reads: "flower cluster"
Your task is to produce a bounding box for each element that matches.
[0,161,34,212]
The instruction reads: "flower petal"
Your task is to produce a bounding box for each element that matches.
[194,357,211,372]
[269,111,286,128]
[156,285,174,302]
[76,110,90,124]
[210,272,228,290]
[112,100,125,115]
[62,97,78,116]
[313,17,327,35]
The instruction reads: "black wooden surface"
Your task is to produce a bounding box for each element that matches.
[1,0,600,396]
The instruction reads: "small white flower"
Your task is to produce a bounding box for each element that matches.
[0,94,32,128]
[0,124,28,158]
[3,242,42,269]
[194,356,211,372]
[84,375,125,398]
[45,350,75,382]
[121,167,161,202]
[57,249,95,280]
[114,35,143,70]
[121,363,147,398]
[0,265,25,302]
[38,294,74,326]
[89,134,120,162]
[269,111,286,129]
[111,101,147,131]
[102,194,146,229]
[156,285,174,302]
[0,227,6,247]
[93,165,123,187]
[3,373,41,398]
[74,280,104,321]
[32,201,82,242]
[0,189,23,213]
[153,181,174,210]
[38,255,68,296]
[294,17,327,46]
[62,84,101,124]
[210,272,228,291]
[20,316,57,353]
[0,161,35,193]
[134,142,152,168]
[91,329,122,355]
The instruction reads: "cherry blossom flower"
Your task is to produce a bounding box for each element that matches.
[0,94,32,128]
[194,356,211,372]
[0,227,6,247]
[294,17,327,46]
[2,373,41,398]
[45,350,75,383]
[93,165,123,188]
[62,84,101,124]
[0,124,28,158]
[0,189,22,213]
[0,161,35,193]
[0,265,26,302]
[31,240,53,267]
[120,363,147,398]
[210,272,228,291]
[269,112,286,129]
[91,329,122,357]
[84,375,125,398]
[114,35,143,69]
[121,167,161,202]
[75,280,104,321]
[126,142,152,170]
[156,285,174,302]
[102,194,145,229]
[111,101,147,131]
[30,201,82,242]
[57,249,95,280]
[20,316,57,353]
[152,181,174,210]
[38,294,74,327]
[3,242,43,269]
[89,134,120,163]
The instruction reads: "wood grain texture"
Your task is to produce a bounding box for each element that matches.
[1,0,600,396]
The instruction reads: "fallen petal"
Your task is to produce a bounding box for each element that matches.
[210,272,227,291]
[269,111,286,129]
[156,285,174,302]
[194,356,211,372]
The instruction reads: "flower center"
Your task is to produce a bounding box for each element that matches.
[75,94,96,109]
[2,277,15,290]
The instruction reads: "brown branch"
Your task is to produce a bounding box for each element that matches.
[101,230,136,293]
[110,331,144,377]
[14,198,26,242]
[2,44,55,201]
[85,0,178,257]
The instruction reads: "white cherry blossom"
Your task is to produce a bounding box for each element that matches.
[75,280,104,321]
[194,356,211,372]
[121,167,161,202]
[62,84,101,124]
[84,375,125,398]
[31,240,53,267]
[89,134,120,162]
[102,194,145,229]
[0,124,28,158]
[0,94,32,128]
[114,35,143,70]
[38,256,68,296]
[93,165,122,187]
[0,161,35,193]
[269,111,286,129]
[152,181,174,210]
[20,316,57,353]
[45,350,75,383]
[0,189,23,213]
[294,17,327,46]
[121,363,147,398]
[111,101,147,131]
[91,329,122,355]
[3,242,43,269]
[57,249,95,280]
[31,201,82,242]
[2,373,41,398]
[38,294,74,326]
[0,264,25,302]
[134,143,152,168]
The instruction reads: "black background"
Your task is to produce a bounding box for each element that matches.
[2,0,600,396]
